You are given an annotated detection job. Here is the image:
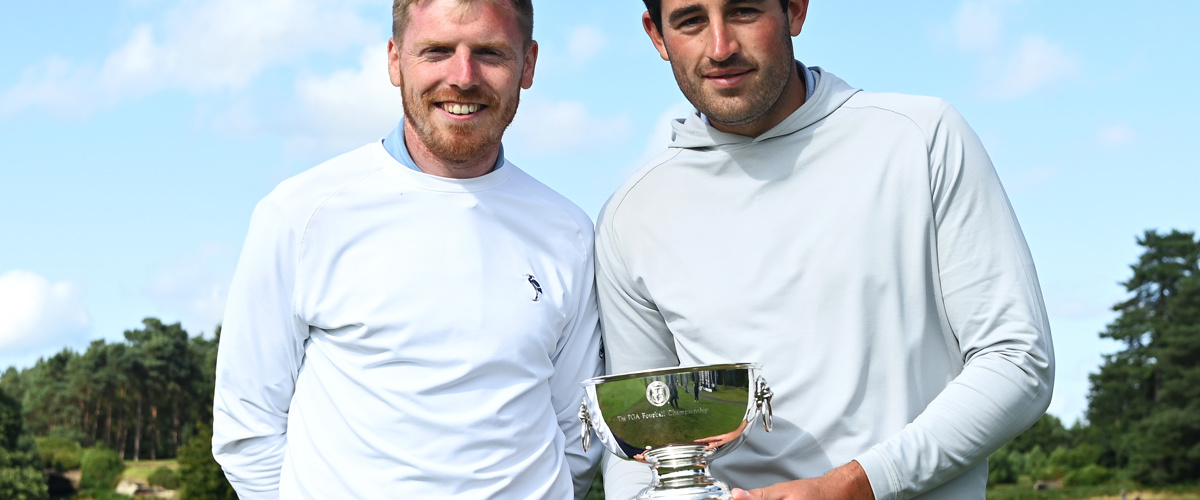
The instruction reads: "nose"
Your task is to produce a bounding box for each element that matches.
[446,49,478,89]
[708,19,739,61]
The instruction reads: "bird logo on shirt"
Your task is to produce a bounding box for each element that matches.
[525,274,543,302]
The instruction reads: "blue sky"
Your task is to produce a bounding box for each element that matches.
[1,0,1197,425]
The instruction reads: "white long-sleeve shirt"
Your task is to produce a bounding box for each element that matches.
[213,141,603,499]
[595,68,1054,500]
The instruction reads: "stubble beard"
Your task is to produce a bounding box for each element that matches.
[670,32,796,129]
[401,79,520,165]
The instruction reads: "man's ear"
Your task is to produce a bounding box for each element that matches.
[643,11,670,61]
[520,40,538,90]
[788,0,810,37]
[387,37,403,87]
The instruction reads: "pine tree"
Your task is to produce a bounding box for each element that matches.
[1086,229,1200,481]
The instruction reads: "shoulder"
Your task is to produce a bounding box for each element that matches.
[596,148,683,233]
[841,91,969,138]
[843,90,949,117]
[257,142,389,224]
[503,162,596,240]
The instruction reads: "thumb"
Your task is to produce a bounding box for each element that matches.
[730,487,760,500]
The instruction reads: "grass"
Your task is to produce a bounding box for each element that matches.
[597,377,750,449]
[987,483,1200,500]
[120,458,177,484]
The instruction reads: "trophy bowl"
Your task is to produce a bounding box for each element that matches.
[579,363,773,500]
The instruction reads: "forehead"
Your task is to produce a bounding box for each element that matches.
[403,0,522,46]
[660,0,767,14]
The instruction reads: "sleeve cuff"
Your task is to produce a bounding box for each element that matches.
[854,447,900,500]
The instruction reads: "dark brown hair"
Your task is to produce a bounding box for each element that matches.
[642,0,789,33]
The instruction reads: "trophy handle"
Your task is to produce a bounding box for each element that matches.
[578,400,593,452]
[755,376,774,432]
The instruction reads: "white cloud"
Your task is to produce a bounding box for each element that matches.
[147,244,237,336]
[506,98,633,156]
[950,0,1017,52]
[1,0,379,117]
[282,44,403,158]
[567,26,607,66]
[0,57,104,120]
[982,35,1079,100]
[942,1,1080,101]
[1098,124,1138,147]
[0,271,90,355]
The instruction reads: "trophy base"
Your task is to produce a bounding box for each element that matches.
[636,484,731,500]
[635,445,733,500]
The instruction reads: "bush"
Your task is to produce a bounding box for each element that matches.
[0,448,49,500]
[148,466,181,490]
[988,444,1018,484]
[79,446,124,491]
[1064,464,1113,487]
[176,425,236,500]
[35,436,82,471]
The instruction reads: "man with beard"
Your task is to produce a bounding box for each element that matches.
[211,1,602,498]
[596,1,1054,499]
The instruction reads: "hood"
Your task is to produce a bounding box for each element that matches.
[668,66,860,149]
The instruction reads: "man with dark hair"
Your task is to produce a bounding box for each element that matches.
[596,1,1054,499]
[212,0,602,498]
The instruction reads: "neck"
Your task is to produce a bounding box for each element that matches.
[403,123,500,179]
[711,64,807,138]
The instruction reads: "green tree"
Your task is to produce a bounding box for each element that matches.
[0,387,48,500]
[1007,414,1070,454]
[1124,271,1200,483]
[125,318,198,460]
[176,425,236,500]
[0,368,21,404]
[20,349,83,438]
[1087,229,1200,481]
[987,442,1019,485]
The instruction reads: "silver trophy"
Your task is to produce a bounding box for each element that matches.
[579,363,773,499]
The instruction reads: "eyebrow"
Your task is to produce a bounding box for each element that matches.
[666,0,768,27]
[666,4,703,26]
[412,38,514,53]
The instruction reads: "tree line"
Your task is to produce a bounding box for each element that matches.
[2,230,1199,497]
[988,229,1200,487]
[1,318,217,462]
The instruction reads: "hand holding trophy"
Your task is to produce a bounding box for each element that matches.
[579,363,774,499]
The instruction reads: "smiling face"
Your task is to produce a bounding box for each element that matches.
[388,0,536,177]
[645,0,808,137]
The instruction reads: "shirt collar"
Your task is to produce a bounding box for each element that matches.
[382,118,506,173]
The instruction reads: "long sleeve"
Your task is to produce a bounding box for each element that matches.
[853,102,1055,500]
[594,195,676,500]
[549,239,606,499]
[212,198,309,500]
[594,194,680,376]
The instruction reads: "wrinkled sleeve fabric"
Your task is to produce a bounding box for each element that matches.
[212,198,309,500]
[853,102,1055,500]
[594,199,677,500]
[594,198,680,374]
[549,229,606,499]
